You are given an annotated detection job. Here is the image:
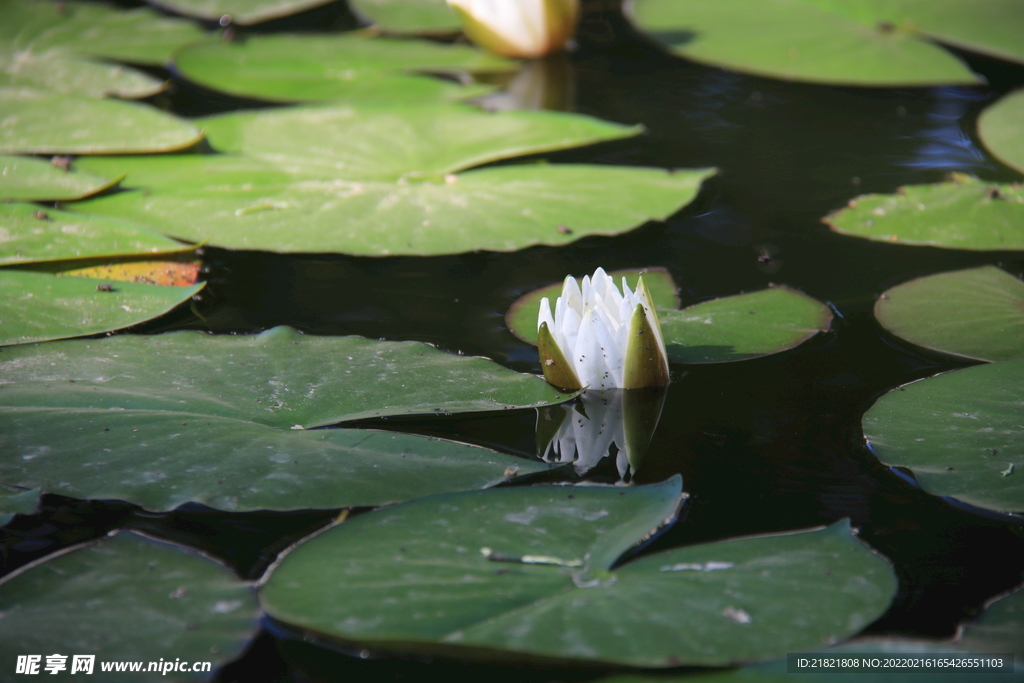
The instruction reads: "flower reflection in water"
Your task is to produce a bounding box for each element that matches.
[536,388,666,482]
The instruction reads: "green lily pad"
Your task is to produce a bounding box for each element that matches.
[72,156,712,256]
[0,88,203,155]
[629,0,1016,86]
[662,286,833,363]
[0,0,207,66]
[0,327,561,510]
[173,34,510,103]
[0,203,186,266]
[197,103,641,180]
[875,266,1024,362]
[505,267,681,345]
[144,0,343,25]
[826,175,1024,250]
[863,359,1024,514]
[0,531,259,680]
[599,588,1024,682]
[0,156,121,202]
[262,483,894,667]
[0,48,166,99]
[979,88,1024,175]
[959,586,1024,657]
[349,0,460,33]
[0,269,203,347]
[0,484,39,526]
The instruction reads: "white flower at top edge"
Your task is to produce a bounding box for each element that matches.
[537,267,670,391]
[446,0,580,59]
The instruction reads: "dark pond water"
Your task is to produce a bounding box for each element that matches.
[3,2,1024,681]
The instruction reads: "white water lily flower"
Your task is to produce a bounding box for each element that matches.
[537,268,670,391]
[446,0,580,59]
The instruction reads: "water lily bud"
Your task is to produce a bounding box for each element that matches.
[446,0,580,59]
[537,268,670,391]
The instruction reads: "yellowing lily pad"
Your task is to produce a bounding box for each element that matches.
[630,0,1024,86]
[875,266,1024,362]
[0,155,121,202]
[0,88,203,155]
[0,327,560,511]
[979,88,1024,175]
[826,175,1024,250]
[173,34,511,103]
[0,531,259,681]
[61,259,201,287]
[863,359,1024,514]
[0,203,187,266]
[262,483,896,667]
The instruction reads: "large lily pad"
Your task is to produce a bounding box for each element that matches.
[349,0,460,33]
[145,0,344,25]
[173,34,510,103]
[72,157,712,256]
[0,531,259,680]
[0,88,203,155]
[0,269,203,347]
[506,267,681,345]
[661,286,833,363]
[262,482,894,667]
[600,589,1024,682]
[826,175,1024,250]
[875,266,1024,362]
[0,0,207,66]
[197,103,641,180]
[979,88,1024,175]
[0,327,561,510]
[0,156,120,202]
[863,359,1024,514]
[0,204,187,266]
[628,0,1024,86]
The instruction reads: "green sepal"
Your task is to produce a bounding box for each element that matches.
[538,320,583,391]
[623,303,671,389]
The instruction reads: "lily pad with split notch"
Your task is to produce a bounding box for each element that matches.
[72,134,713,255]
[863,359,1024,514]
[261,485,896,667]
[0,327,562,511]
[874,266,1024,362]
[0,531,259,681]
